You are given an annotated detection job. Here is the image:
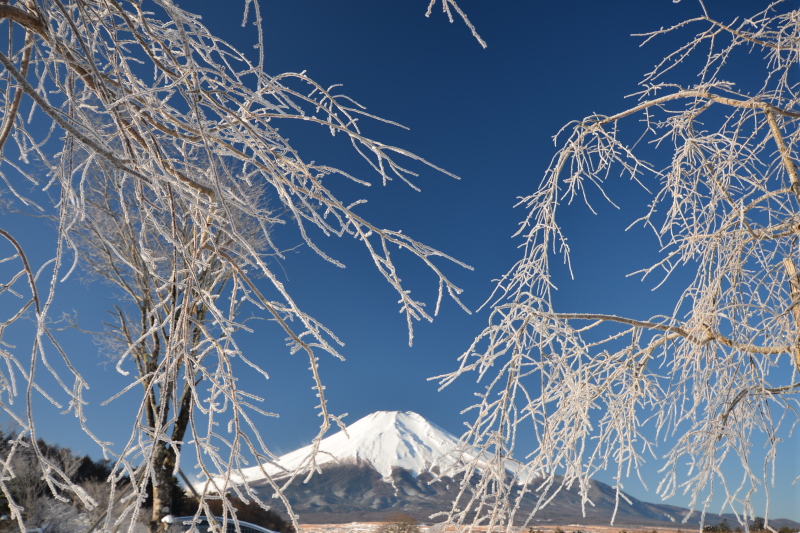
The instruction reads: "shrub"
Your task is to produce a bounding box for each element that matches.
[375,514,420,533]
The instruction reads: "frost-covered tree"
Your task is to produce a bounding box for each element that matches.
[435,0,800,531]
[72,164,273,529]
[0,0,480,531]
[0,433,83,530]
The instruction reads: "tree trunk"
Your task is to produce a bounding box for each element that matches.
[149,437,174,533]
[783,257,800,372]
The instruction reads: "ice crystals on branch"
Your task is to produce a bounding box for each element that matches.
[426,0,487,49]
[0,0,480,530]
[436,1,800,531]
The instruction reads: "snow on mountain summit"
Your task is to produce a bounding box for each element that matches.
[221,412,740,527]
[237,411,465,482]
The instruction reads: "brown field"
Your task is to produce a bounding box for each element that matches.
[298,523,695,533]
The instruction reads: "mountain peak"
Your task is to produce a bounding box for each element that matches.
[238,411,463,482]
[227,411,783,527]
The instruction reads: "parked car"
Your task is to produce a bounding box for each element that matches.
[167,516,279,533]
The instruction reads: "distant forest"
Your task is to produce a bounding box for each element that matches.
[0,433,293,532]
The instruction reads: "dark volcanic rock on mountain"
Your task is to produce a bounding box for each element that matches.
[250,460,685,526]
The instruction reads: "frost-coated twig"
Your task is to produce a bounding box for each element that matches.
[437,1,800,531]
[0,0,479,530]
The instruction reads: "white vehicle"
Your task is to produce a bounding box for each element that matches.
[167,516,279,533]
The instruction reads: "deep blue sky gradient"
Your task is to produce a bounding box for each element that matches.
[15,0,799,522]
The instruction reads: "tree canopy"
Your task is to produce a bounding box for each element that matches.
[436,1,800,530]
[0,0,475,530]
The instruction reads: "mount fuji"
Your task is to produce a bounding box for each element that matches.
[237,411,468,484]
[229,411,798,527]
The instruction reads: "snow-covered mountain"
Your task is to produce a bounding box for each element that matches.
[237,411,469,483]
[222,411,703,525]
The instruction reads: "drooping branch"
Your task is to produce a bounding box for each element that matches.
[440,2,800,529]
[783,257,800,371]
[0,4,45,37]
[522,309,793,356]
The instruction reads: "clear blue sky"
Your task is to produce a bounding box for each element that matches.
[14,0,799,523]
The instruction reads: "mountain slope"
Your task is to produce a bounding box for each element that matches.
[233,411,800,527]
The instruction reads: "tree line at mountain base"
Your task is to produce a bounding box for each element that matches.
[0,433,293,532]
